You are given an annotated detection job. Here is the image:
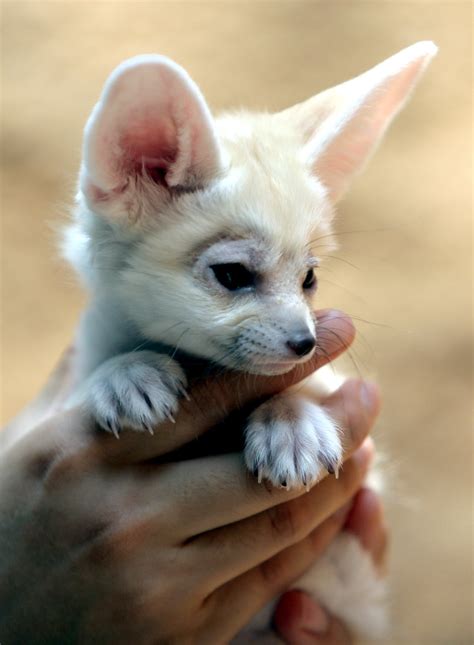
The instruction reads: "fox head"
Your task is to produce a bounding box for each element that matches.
[68,42,436,375]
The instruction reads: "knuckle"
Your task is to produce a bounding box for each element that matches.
[97,518,151,562]
[43,451,85,490]
[259,552,288,589]
[85,513,130,560]
[73,514,124,566]
[267,500,306,543]
[42,433,99,490]
[258,541,305,593]
[25,449,58,482]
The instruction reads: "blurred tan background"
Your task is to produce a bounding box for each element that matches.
[1,2,472,643]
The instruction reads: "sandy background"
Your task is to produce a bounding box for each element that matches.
[1,2,472,643]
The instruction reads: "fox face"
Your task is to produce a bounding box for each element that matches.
[109,118,335,375]
[67,44,437,375]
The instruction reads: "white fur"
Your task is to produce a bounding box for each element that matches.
[63,42,437,638]
[245,392,341,489]
[68,351,186,435]
[247,532,387,639]
[298,532,388,638]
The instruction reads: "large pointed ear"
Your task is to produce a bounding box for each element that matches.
[280,41,437,202]
[80,55,222,220]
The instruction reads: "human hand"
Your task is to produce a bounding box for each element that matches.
[274,488,389,645]
[0,310,380,644]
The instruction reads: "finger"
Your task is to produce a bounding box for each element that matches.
[274,591,352,645]
[119,378,380,537]
[323,379,381,454]
[187,442,373,594]
[2,346,76,446]
[197,501,355,644]
[94,309,355,463]
[344,487,388,572]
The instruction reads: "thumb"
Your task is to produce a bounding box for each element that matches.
[274,590,352,645]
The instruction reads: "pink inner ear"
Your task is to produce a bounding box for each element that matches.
[84,55,222,203]
[121,113,178,173]
[88,109,183,194]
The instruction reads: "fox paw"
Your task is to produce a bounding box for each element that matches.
[244,392,342,490]
[80,351,187,436]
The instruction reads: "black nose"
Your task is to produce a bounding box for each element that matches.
[286,334,316,357]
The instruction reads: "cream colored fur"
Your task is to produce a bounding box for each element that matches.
[64,42,436,638]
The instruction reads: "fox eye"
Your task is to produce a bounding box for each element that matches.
[302,268,317,290]
[210,263,256,291]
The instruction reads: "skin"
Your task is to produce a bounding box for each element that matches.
[0,310,385,644]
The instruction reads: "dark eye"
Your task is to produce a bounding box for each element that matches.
[210,263,256,291]
[302,268,317,290]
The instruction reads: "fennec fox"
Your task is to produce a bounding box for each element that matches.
[64,42,436,637]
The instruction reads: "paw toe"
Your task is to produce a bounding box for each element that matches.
[82,352,186,435]
[245,395,342,490]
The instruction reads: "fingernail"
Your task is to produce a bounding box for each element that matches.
[359,381,380,416]
[302,600,329,634]
[316,308,341,322]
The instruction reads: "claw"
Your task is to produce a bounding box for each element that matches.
[177,381,190,400]
[143,421,154,435]
[162,405,175,423]
[326,462,340,478]
[106,418,120,439]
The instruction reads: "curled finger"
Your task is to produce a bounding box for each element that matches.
[187,441,373,602]
[101,376,379,543]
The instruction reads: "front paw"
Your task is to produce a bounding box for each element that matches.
[244,393,342,490]
[80,351,187,436]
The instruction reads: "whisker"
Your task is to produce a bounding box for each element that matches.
[317,254,361,270]
[317,276,368,302]
[130,339,151,354]
[168,327,191,361]
[314,342,338,377]
[317,325,363,377]
[343,314,391,329]
[308,227,394,247]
